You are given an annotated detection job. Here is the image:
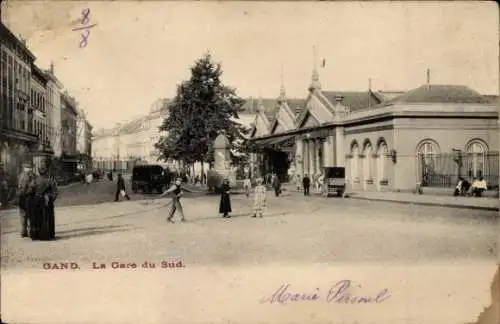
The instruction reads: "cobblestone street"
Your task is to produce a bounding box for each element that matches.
[1,191,497,269]
[1,193,498,324]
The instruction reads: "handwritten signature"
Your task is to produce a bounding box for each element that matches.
[260,280,390,304]
[71,8,97,48]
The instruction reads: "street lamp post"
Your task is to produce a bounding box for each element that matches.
[452,148,462,179]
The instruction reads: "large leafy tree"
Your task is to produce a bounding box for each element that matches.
[156,53,246,171]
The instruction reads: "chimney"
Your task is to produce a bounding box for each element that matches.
[426,69,430,85]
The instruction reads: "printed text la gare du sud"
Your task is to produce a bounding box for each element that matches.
[42,260,185,270]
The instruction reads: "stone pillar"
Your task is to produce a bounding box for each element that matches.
[249,153,255,178]
[316,140,321,172]
[213,134,236,186]
[323,138,330,167]
[295,139,303,178]
[303,140,309,175]
[309,140,315,176]
[335,127,345,167]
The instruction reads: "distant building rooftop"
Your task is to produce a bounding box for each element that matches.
[378,84,493,107]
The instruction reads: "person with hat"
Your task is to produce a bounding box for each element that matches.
[17,164,34,237]
[160,177,186,223]
[219,178,232,218]
[252,177,267,218]
[114,173,131,202]
[29,165,57,240]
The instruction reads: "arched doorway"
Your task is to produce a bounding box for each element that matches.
[416,139,440,187]
[377,141,388,190]
[465,140,487,179]
[362,141,373,190]
[350,142,359,188]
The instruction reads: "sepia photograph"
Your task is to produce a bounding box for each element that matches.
[0,1,498,323]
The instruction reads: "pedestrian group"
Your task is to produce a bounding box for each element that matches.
[157,173,271,222]
[17,163,58,241]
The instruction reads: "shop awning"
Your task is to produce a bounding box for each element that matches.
[249,134,295,152]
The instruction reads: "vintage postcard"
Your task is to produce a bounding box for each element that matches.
[0,1,498,323]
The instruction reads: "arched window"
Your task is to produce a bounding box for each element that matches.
[377,141,388,181]
[351,143,359,182]
[465,140,487,178]
[416,140,440,186]
[363,142,373,180]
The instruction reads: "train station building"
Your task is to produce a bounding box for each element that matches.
[248,68,498,192]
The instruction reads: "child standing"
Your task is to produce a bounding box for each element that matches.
[243,175,252,198]
[252,177,267,218]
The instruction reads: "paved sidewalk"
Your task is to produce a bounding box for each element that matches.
[282,184,499,211]
[348,190,499,211]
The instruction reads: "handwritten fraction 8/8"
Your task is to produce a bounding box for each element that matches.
[72,8,97,48]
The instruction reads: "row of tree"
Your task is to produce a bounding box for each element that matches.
[154,53,250,173]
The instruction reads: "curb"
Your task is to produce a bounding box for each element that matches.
[284,187,499,211]
[349,195,499,212]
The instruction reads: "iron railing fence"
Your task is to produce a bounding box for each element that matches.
[417,151,499,189]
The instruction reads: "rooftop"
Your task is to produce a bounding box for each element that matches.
[379,84,493,106]
[0,22,36,61]
[321,91,384,112]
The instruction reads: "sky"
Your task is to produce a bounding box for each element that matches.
[2,1,498,130]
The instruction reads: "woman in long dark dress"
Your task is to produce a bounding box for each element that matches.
[219,178,232,218]
[46,177,58,239]
[29,167,56,240]
[27,176,43,240]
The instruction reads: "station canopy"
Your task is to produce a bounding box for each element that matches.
[248,134,295,153]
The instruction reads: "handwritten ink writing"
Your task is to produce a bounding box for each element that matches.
[79,29,90,48]
[72,8,97,48]
[260,280,390,305]
[80,8,91,25]
[326,280,390,303]
[259,284,320,304]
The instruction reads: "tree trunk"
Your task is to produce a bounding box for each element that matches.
[192,163,195,183]
[200,159,205,185]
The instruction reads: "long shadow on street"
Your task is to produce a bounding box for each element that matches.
[54,224,135,241]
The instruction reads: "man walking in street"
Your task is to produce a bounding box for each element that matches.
[272,173,281,197]
[161,177,186,223]
[0,172,8,209]
[302,174,311,196]
[114,173,131,201]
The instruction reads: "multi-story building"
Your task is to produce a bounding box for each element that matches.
[43,62,63,157]
[92,124,121,171]
[0,22,38,177]
[30,65,48,141]
[30,64,53,170]
[60,91,78,175]
[92,99,173,172]
[76,108,93,170]
[91,97,256,175]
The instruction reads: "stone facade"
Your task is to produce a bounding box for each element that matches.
[0,22,39,177]
[92,99,174,171]
[249,70,499,192]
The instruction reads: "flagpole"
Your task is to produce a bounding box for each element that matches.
[368,78,372,109]
[313,45,317,70]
